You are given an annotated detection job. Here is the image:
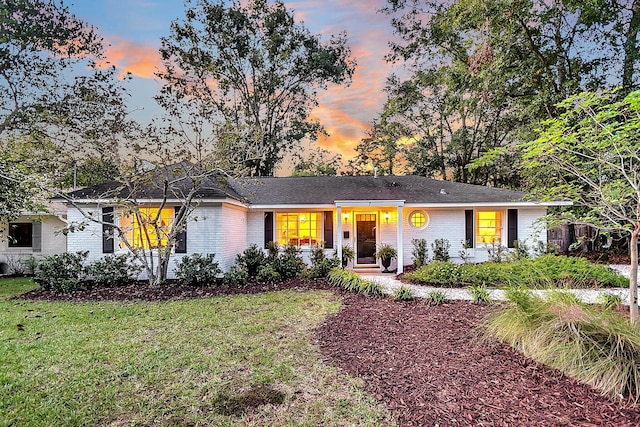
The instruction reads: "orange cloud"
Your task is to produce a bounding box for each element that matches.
[97,36,162,79]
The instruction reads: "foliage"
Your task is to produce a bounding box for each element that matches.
[266,240,280,262]
[484,289,640,401]
[374,243,397,261]
[274,244,306,279]
[22,255,39,275]
[458,240,473,263]
[426,290,448,306]
[256,264,281,283]
[411,238,429,268]
[327,268,384,297]
[523,89,640,321]
[223,266,249,287]
[291,147,343,176]
[85,254,143,288]
[508,240,531,261]
[404,255,628,289]
[598,293,624,310]
[467,285,491,304]
[33,251,87,293]
[485,240,508,263]
[174,253,222,286]
[157,0,355,177]
[431,239,450,262]
[376,0,640,187]
[393,286,416,301]
[335,244,355,268]
[0,291,394,425]
[309,258,340,279]
[235,244,267,278]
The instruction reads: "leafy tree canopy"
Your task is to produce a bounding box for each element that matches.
[157,0,356,177]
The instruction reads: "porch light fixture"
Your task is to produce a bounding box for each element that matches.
[383,211,390,223]
[343,212,349,222]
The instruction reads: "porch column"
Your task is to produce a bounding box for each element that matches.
[336,205,343,262]
[396,205,403,274]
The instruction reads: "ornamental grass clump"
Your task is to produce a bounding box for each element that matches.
[426,290,448,305]
[484,288,640,401]
[394,285,416,301]
[327,268,384,297]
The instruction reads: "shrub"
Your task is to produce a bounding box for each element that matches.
[393,286,415,301]
[223,266,248,287]
[274,244,306,279]
[467,285,491,304]
[431,239,450,262]
[256,264,281,283]
[508,240,530,261]
[485,240,508,262]
[404,255,627,289]
[22,255,39,275]
[309,258,339,279]
[458,240,473,264]
[426,290,447,305]
[34,251,88,293]
[85,254,143,287]
[174,253,222,286]
[266,241,280,262]
[411,238,429,268]
[484,290,640,401]
[235,244,267,278]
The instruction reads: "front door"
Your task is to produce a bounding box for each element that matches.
[356,213,377,265]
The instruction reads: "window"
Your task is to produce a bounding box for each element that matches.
[409,210,429,229]
[276,212,322,247]
[476,211,503,244]
[8,223,32,247]
[119,207,174,249]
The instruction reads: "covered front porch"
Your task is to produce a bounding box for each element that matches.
[334,200,405,274]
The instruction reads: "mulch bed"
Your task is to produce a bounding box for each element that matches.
[15,279,640,425]
[317,295,640,427]
[15,278,333,303]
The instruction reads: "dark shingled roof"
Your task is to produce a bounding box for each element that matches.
[65,163,242,201]
[230,175,526,205]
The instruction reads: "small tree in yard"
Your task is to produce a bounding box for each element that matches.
[522,89,640,322]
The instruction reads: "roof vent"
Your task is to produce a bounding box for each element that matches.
[440,188,448,195]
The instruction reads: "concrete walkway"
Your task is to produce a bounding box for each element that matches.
[357,264,632,304]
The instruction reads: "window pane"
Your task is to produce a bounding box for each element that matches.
[276,212,322,247]
[120,207,174,249]
[476,211,502,244]
[8,223,32,247]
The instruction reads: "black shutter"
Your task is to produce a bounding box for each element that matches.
[324,211,333,249]
[264,212,274,248]
[465,209,474,248]
[32,222,42,253]
[102,207,114,253]
[507,209,518,248]
[174,206,187,253]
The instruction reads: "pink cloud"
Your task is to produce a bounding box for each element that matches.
[97,36,162,79]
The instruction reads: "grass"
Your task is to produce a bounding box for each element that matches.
[484,287,640,401]
[404,254,628,289]
[327,268,384,297]
[0,276,38,299]
[0,278,395,426]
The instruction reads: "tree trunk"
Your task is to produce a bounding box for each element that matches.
[631,223,639,324]
[623,0,640,92]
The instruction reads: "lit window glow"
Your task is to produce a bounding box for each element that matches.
[476,211,503,244]
[276,212,321,247]
[120,207,174,249]
[409,211,428,229]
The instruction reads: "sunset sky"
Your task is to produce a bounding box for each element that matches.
[72,0,403,171]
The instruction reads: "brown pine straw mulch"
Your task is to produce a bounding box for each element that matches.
[16,279,640,426]
[317,294,640,427]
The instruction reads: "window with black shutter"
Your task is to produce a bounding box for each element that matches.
[102,207,114,253]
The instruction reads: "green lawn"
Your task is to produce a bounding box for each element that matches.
[0,276,38,299]
[0,278,395,426]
